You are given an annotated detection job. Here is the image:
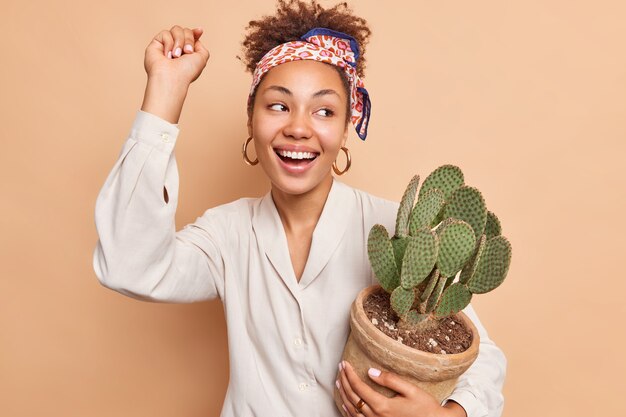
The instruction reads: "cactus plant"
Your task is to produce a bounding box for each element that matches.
[367,165,512,332]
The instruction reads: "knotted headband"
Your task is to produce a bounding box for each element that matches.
[248,28,372,140]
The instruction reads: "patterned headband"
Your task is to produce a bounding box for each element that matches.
[248,28,371,140]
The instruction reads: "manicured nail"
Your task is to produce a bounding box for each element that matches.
[174,47,182,57]
[335,379,340,389]
[342,404,348,413]
[184,44,193,53]
[167,50,172,59]
[338,362,343,372]
[368,368,381,377]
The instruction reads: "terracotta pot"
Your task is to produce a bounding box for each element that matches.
[334,285,480,415]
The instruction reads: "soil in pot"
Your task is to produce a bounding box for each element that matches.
[363,286,472,354]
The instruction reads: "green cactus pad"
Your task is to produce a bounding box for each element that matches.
[418,165,464,201]
[395,175,420,238]
[414,278,430,300]
[485,211,502,239]
[444,185,487,241]
[400,230,438,289]
[435,283,472,317]
[436,219,477,278]
[409,188,446,235]
[405,310,430,326]
[367,225,399,292]
[467,235,512,294]
[443,274,455,292]
[391,286,415,317]
[391,236,409,271]
[419,268,440,303]
[435,217,456,232]
[425,273,448,314]
[460,234,487,285]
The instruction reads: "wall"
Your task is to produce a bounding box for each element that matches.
[1,0,624,416]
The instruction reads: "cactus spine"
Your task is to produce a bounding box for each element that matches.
[367,165,512,331]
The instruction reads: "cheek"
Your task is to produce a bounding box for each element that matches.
[319,137,345,160]
[250,113,274,144]
[319,123,348,151]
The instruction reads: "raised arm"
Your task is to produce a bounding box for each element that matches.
[140,26,209,123]
[92,26,223,303]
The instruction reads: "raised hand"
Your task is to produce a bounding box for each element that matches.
[144,25,210,83]
[141,25,210,123]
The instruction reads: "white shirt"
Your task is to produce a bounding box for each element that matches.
[93,110,507,417]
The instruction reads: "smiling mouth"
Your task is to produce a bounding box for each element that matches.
[274,149,319,165]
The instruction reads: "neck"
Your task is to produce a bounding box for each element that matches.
[271,174,334,233]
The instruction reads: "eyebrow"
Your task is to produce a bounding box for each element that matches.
[264,85,340,98]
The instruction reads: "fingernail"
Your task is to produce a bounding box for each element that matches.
[335,379,340,389]
[342,404,348,413]
[184,44,193,53]
[368,368,381,377]
[167,51,172,59]
[338,362,343,372]
[174,47,182,57]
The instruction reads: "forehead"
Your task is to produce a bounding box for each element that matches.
[257,60,346,97]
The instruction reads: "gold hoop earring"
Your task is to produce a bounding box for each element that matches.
[242,136,258,166]
[332,146,351,176]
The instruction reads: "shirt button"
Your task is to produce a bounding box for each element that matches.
[298,382,308,391]
[161,133,170,142]
[294,338,303,347]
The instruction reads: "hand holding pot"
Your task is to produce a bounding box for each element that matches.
[336,361,467,417]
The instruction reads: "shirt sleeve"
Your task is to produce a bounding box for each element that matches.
[92,110,225,303]
[441,304,507,417]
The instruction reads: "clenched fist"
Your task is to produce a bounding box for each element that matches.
[140,25,210,123]
[144,25,210,84]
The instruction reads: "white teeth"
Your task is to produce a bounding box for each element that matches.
[278,149,317,160]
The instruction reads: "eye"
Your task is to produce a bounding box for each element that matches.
[269,103,288,112]
[315,108,335,117]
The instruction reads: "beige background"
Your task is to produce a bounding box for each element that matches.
[1,0,624,416]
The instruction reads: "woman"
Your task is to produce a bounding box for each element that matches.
[93,1,506,416]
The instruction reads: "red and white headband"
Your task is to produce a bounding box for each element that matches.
[248,28,371,140]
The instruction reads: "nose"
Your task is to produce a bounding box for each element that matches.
[282,108,313,140]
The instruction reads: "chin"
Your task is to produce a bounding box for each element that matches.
[269,171,333,197]
[272,177,319,196]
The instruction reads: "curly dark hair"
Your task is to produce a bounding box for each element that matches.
[240,0,372,120]
[240,0,371,76]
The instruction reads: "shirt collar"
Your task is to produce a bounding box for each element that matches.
[252,178,352,295]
